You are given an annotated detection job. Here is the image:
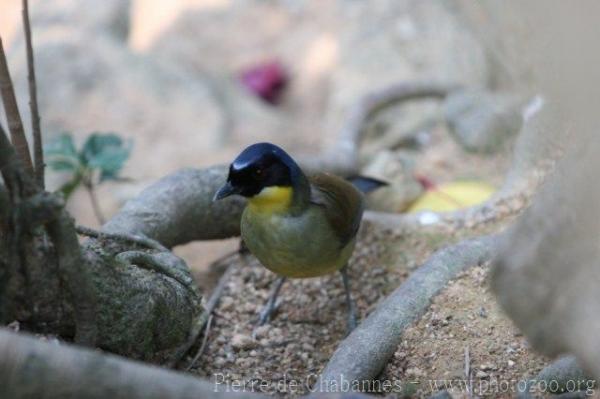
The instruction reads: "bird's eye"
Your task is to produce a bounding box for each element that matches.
[253,168,263,179]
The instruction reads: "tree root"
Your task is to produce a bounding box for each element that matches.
[517,356,596,398]
[185,314,213,371]
[299,81,456,176]
[46,211,98,346]
[0,328,264,399]
[103,166,246,245]
[318,236,496,389]
[115,251,199,297]
[364,187,529,233]
[0,328,376,398]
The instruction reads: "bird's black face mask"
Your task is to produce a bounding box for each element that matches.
[213,143,297,201]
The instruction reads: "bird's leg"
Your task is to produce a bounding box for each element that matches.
[340,265,357,333]
[238,238,250,254]
[257,276,286,326]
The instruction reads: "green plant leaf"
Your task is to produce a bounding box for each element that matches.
[44,133,80,172]
[81,132,132,181]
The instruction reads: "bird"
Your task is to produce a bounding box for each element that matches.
[213,142,384,333]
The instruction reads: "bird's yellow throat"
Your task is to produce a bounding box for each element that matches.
[248,186,293,214]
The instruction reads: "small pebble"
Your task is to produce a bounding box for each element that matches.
[231,334,257,351]
[301,343,314,352]
[253,325,270,339]
[476,371,489,378]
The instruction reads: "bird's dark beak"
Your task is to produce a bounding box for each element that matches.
[213,181,238,201]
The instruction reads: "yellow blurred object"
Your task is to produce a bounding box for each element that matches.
[407,181,496,213]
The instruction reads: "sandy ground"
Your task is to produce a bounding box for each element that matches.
[384,265,548,398]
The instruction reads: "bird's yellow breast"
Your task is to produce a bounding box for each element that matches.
[247,186,293,214]
[241,204,354,278]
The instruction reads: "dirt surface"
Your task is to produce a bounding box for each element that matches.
[383,265,548,398]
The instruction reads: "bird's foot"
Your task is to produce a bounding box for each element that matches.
[257,300,279,326]
[340,265,357,335]
[346,304,358,335]
[252,301,279,339]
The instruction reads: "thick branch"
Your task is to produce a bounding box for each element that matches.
[103,166,245,247]
[0,328,264,399]
[0,37,33,176]
[22,0,44,188]
[0,329,369,398]
[318,236,495,388]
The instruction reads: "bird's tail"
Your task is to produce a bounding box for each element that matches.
[346,175,388,194]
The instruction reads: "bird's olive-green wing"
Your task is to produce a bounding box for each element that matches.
[309,173,364,247]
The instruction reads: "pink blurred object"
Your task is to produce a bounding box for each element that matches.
[239,61,288,104]
[416,174,437,191]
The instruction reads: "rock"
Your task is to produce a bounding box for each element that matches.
[252,325,270,340]
[231,334,257,351]
[301,343,315,352]
[213,357,226,368]
[362,150,423,212]
[443,89,524,154]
